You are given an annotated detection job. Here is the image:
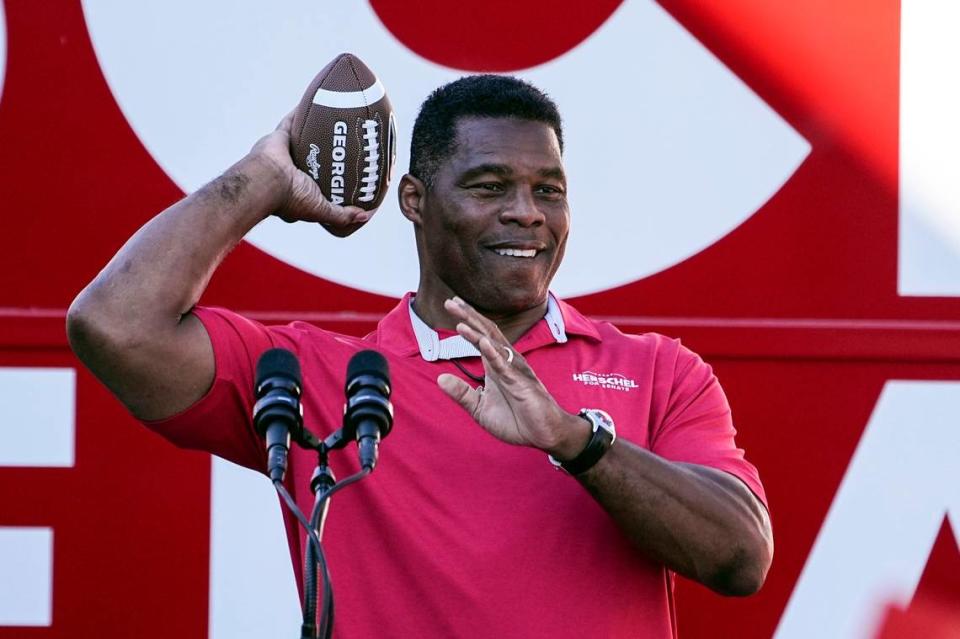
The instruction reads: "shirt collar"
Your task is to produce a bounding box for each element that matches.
[408,294,568,361]
[372,292,601,360]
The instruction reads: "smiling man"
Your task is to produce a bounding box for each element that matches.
[403,115,570,340]
[67,75,772,638]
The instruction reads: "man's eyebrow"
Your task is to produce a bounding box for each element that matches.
[458,164,513,181]
[538,167,566,182]
[458,164,567,182]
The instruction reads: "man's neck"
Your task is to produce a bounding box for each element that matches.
[411,290,549,344]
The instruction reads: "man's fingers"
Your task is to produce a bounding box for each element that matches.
[478,336,531,386]
[454,321,484,346]
[447,304,522,371]
[285,170,370,231]
[477,336,513,376]
[324,201,369,226]
[445,298,514,358]
[448,304,527,380]
[438,373,481,415]
[276,110,296,133]
[318,204,369,237]
[444,297,501,337]
[458,298,498,333]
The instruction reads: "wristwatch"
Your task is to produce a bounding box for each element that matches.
[548,409,617,475]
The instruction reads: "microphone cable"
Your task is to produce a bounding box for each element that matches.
[272,479,337,639]
[278,465,375,639]
[309,467,372,639]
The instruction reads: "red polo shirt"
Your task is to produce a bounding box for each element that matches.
[145,294,766,639]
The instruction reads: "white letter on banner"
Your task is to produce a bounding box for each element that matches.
[209,458,300,639]
[899,1,960,296]
[775,381,960,639]
[0,367,75,626]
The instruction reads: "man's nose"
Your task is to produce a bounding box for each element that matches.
[499,187,545,226]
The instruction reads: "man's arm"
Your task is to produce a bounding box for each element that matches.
[437,297,773,596]
[575,439,772,596]
[66,113,367,420]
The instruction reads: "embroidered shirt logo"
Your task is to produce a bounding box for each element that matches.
[573,371,639,392]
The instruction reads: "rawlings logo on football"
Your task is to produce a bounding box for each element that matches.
[305,144,321,180]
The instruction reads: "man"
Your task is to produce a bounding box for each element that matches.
[67,75,772,637]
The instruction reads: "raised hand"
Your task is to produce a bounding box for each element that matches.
[247,111,370,237]
[436,297,589,458]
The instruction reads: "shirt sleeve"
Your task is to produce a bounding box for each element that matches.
[140,306,298,473]
[648,341,768,508]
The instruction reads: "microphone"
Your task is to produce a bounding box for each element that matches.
[343,350,394,471]
[253,348,304,482]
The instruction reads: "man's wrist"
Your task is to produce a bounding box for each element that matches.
[543,412,593,461]
[224,154,290,219]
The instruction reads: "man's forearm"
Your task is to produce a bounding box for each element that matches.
[66,156,283,418]
[576,438,773,596]
[71,157,280,331]
[67,111,364,420]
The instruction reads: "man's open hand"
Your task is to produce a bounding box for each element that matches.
[247,111,370,237]
[436,297,590,459]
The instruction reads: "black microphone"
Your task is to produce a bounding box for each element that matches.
[253,348,304,482]
[343,350,394,471]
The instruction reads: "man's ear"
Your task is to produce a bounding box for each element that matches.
[398,173,426,225]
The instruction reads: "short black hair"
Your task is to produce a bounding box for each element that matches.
[409,75,564,187]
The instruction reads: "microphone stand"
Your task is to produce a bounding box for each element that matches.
[291,428,373,639]
[301,446,334,639]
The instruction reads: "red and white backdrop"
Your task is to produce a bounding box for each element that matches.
[1,1,958,637]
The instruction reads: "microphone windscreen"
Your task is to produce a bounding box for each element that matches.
[256,348,302,386]
[346,350,390,385]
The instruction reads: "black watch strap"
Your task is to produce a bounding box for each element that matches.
[549,409,616,475]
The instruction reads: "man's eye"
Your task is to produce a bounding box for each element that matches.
[537,185,565,196]
[470,183,504,192]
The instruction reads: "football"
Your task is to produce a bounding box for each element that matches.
[290,53,396,211]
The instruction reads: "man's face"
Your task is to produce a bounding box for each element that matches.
[417,117,570,315]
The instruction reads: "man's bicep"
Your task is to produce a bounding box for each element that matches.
[66,295,217,421]
[138,307,283,472]
[649,345,768,508]
[112,311,216,421]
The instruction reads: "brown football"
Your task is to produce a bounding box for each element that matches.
[290,53,396,211]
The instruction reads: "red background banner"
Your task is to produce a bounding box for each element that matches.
[1,1,957,637]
